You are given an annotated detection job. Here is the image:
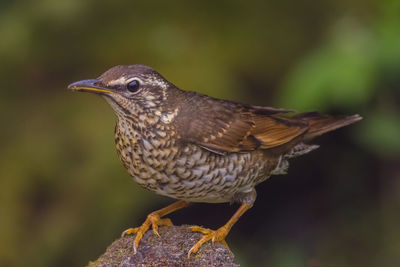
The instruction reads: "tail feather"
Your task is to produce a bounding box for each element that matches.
[293,112,362,141]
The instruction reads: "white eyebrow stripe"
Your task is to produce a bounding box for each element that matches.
[107,77,145,87]
[107,76,128,86]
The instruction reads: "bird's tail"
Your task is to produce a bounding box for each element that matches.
[293,112,362,141]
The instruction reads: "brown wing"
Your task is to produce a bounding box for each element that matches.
[178,95,308,154]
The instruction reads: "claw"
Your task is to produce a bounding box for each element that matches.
[122,212,173,253]
[188,225,230,258]
[121,227,139,237]
[187,203,251,258]
[152,218,172,237]
[121,200,191,253]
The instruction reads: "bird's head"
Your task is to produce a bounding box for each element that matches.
[68,65,182,125]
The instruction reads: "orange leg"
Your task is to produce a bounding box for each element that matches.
[122,200,191,253]
[188,202,252,257]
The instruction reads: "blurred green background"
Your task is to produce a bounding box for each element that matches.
[1,0,399,266]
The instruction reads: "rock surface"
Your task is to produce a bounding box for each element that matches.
[86,225,238,267]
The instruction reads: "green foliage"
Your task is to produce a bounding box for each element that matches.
[279,20,377,111]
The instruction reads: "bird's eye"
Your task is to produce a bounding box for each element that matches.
[126,80,140,93]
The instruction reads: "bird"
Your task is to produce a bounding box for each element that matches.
[68,64,362,257]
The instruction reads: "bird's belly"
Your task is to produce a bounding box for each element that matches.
[118,140,277,203]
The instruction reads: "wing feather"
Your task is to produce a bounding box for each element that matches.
[179,95,307,154]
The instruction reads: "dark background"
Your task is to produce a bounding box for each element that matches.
[1,0,399,266]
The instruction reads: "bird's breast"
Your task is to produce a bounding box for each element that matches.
[114,121,279,203]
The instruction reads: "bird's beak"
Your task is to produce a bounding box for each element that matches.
[68,79,113,94]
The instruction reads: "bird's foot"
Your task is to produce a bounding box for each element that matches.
[188,225,230,258]
[121,212,173,253]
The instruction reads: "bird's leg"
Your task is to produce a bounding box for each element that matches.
[188,202,252,257]
[188,189,256,258]
[122,200,191,253]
